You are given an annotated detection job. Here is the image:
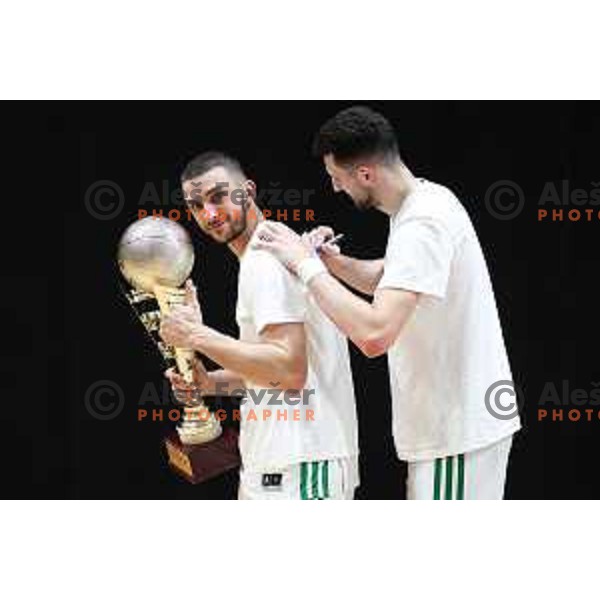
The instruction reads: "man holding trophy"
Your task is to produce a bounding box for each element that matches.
[157,151,360,500]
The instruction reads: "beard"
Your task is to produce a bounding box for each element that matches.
[206,202,249,244]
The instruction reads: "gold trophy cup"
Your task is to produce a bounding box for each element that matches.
[117,216,239,483]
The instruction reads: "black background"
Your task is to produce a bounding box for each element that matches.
[3,101,600,499]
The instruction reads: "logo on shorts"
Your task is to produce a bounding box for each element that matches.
[262,473,283,487]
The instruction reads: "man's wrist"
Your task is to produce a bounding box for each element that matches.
[189,324,212,350]
[297,256,328,285]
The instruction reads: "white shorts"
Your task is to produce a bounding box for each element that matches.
[238,458,358,500]
[407,435,514,500]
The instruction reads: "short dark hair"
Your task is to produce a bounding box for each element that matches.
[312,106,400,165]
[180,151,246,182]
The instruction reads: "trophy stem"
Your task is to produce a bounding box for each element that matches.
[177,405,222,445]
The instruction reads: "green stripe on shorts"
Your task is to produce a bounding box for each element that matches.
[300,462,309,499]
[299,461,331,500]
[322,461,329,499]
[433,458,442,500]
[445,457,454,500]
[311,461,319,499]
[457,454,465,500]
[432,454,465,500]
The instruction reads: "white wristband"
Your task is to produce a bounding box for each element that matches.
[297,256,327,285]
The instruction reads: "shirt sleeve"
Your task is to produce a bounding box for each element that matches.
[376,216,454,299]
[245,250,306,334]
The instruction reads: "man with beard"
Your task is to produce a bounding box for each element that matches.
[254,106,521,499]
[159,151,359,500]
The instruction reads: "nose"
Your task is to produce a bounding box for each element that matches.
[203,204,221,221]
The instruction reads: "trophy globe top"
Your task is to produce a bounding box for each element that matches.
[117,216,195,294]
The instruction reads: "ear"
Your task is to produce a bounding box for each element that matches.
[243,179,257,203]
[356,165,374,184]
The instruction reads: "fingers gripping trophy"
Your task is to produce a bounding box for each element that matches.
[117,216,239,483]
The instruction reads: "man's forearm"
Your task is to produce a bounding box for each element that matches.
[189,327,305,391]
[303,269,418,358]
[323,255,384,295]
[205,369,246,395]
[306,272,383,350]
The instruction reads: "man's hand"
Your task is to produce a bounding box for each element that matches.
[253,221,314,274]
[304,226,342,261]
[164,357,209,403]
[159,279,205,349]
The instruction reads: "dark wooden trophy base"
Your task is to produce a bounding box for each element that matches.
[164,427,240,484]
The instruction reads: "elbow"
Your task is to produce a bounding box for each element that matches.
[285,377,307,392]
[281,375,307,392]
[356,333,392,358]
[280,362,308,392]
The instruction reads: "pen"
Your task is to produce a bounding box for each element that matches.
[316,233,344,250]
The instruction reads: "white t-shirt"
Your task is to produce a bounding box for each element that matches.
[236,244,359,474]
[377,179,521,462]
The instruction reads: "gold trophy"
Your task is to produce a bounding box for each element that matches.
[117,216,239,483]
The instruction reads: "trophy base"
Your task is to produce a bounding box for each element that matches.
[176,413,222,445]
[164,427,240,484]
